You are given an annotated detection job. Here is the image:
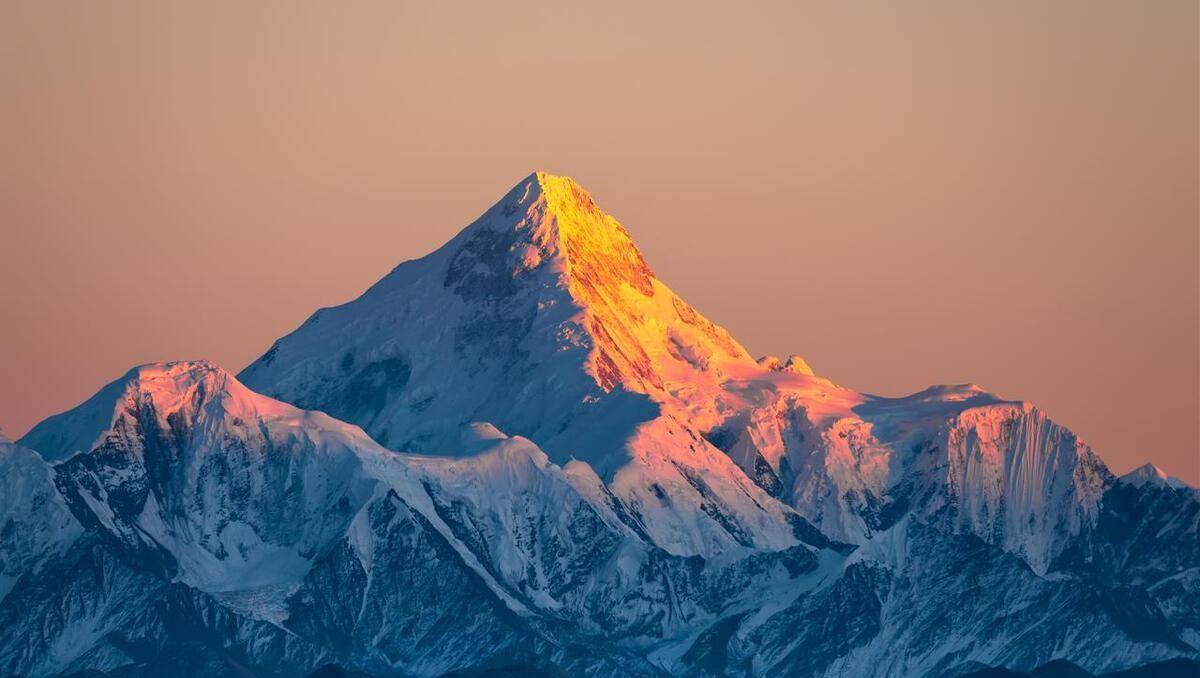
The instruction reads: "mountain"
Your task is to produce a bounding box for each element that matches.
[3,361,841,677]
[957,657,1200,677]
[238,171,803,558]
[236,172,1119,571]
[4,172,1197,677]
[1119,463,1192,491]
[0,436,82,602]
[238,171,753,464]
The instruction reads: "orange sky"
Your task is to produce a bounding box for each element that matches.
[2,1,1197,482]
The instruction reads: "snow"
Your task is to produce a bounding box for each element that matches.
[4,170,1196,677]
[228,170,1177,573]
[757,355,814,376]
[18,371,132,462]
[1121,462,1193,490]
[234,171,807,558]
[0,439,83,601]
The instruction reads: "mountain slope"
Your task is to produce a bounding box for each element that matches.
[237,172,807,558]
[3,362,547,676]
[3,172,1196,677]
[238,171,1128,572]
[708,379,1114,572]
[238,171,752,465]
[0,435,82,602]
[5,360,851,677]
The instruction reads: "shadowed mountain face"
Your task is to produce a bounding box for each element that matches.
[4,173,1198,677]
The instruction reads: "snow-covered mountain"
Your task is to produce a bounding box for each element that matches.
[0,436,82,603]
[3,172,1196,677]
[238,172,808,559]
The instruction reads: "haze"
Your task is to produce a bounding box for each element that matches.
[2,1,1197,483]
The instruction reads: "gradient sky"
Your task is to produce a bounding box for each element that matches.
[2,1,1197,482]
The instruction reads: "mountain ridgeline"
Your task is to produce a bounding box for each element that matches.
[3,172,1197,677]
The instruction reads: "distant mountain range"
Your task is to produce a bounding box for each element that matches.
[2,172,1196,677]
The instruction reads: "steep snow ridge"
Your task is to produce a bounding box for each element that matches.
[19,372,133,462]
[0,440,82,602]
[388,431,668,617]
[940,401,1111,572]
[20,361,299,463]
[404,431,623,601]
[700,374,893,543]
[371,422,821,632]
[608,416,803,557]
[709,376,1114,571]
[1121,463,1193,490]
[45,362,383,593]
[482,172,754,396]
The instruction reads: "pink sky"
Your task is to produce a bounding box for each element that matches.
[1,1,1197,482]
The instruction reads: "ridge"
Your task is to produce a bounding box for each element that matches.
[19,360,294,461]
[238,171,756,462]
[443,170,657,303]
[1121,462,1191,489]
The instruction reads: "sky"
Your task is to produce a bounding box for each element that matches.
[1,1,1197,482]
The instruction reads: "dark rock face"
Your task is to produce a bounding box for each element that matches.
[956,657,1200,678]
[0,537,325,678]
[1052,481,1200,650]
[283,491,532,675]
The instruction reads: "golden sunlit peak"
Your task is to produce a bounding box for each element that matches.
[488,170,634,268]
[514,171,654,290]
[524,170,598,214]
[527,169,576,185]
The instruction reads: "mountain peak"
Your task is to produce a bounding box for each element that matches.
[528,170,604,220]
[446,171,656,302]
[439,171,752,392]
[19,360,292,461]
[125,359,227,402]
[519,170,597,210]
[1121,462,1191,489]
[240,171,754,462]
